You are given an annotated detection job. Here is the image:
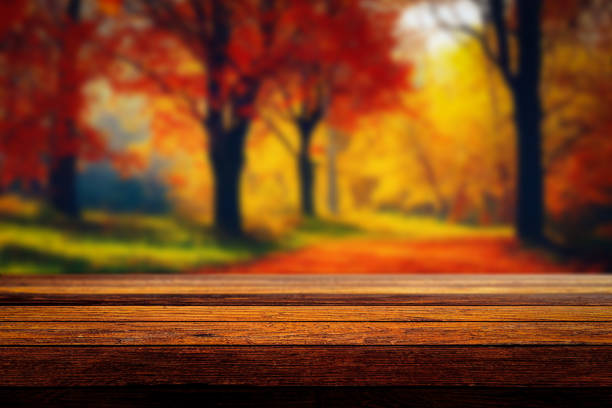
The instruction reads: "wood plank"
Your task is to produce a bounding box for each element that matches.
[2,274,610,398]
[3,305,611,321]
[1,386,610,408]
[2,274,611,295]
[4,274,611,285]
[2,321,611,345]
[2,346,611,386]
[2,293,612,305]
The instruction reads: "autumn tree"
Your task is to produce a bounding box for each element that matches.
[430,0,544,243]
[0,0,110,217]
[260,0,409,217]
[49,0,85,217]
[109,1,407,233]
[0,1,50,189]
[410,0,596,244]
[110,0,316,236]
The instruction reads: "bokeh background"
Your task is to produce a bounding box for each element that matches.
[1,0,610,274]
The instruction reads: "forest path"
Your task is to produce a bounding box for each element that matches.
[193,237,602,274]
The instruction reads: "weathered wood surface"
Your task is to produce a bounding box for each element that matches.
[3,274,611,294]
[3,274,611,305]
[3,305,611,321]
[2,346,612,387]
[1,274,611,393]
[4,292,611,305]
[2,321,612,345]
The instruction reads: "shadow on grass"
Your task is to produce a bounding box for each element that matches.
[0,244,92,274]
[295,217,362,237]
[0,212,284,274]
[0,214,366,274]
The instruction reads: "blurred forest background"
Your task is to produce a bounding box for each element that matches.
[0,0,611,274]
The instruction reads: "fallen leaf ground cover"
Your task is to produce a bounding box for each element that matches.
[193,237,602,274]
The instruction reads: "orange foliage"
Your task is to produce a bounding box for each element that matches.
[98,0,122,16]
[192,238,603,274]
[0,1,109,186]
[261,1,411,131]
[0,0,151,189]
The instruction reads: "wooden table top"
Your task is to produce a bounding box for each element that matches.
[1,274,611,389]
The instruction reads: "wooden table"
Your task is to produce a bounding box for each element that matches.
[1,274,611,407]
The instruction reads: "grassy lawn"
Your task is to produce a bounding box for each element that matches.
[0,197,513,275]
[0,210,275,274]
[339,211,512,240]
[0,214,512,275]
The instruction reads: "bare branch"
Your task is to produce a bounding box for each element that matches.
[427,2,509,83]
[542,97,574,119]
[545,120,593,171]
[489,0,514,86]
[113,51,203,120]
[144,1,202,56]
[258,111,298,156]
[272,78,300,121]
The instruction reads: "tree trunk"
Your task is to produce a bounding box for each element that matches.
[407,126,448,217]
[207,119,249,237]
[48,154,79,218]
[326,129,339,215]
[47,0,81,219]
[298,150,315,217]
[297,120,318,217]
[514,92,544,243]
[514,0,544,244]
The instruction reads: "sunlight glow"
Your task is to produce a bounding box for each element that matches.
[398,0,482,53]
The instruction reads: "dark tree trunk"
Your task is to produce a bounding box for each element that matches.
[299,150,315,217]
[487,0,545,243]
[297,119,318,217]
[48,154,79,218]
[513,0,544,244]
[47,0,82,219]
[207,117,249,237]
[514,93,544,243]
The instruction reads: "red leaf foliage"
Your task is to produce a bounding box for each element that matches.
[0,0,114,187]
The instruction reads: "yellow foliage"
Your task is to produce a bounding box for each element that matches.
[85,26,611,238]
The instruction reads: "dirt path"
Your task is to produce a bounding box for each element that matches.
[194,237,603,274]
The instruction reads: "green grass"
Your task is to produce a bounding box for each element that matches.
[0,208,514,275]
[339,211,513,239]
[283,217,364,248]
[0,212,270,275]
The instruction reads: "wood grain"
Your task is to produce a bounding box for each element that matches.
[2,273,611,399]
[2,274,611,294]
[1,346,611,387]
[2,305,611,321]
[2,321,611,345]
[3,293,612,305]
